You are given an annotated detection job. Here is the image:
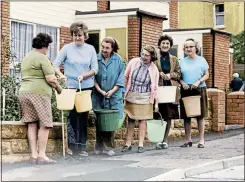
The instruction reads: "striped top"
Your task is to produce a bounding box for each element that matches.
[129,59,151,93]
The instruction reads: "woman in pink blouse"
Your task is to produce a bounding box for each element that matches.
[122,45,159,153]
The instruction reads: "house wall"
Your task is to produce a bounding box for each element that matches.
[178,2,244,35]
[179,2,213,29]
[110,1,169,29]
[1,1,10,75]
[224,2,244,35]
[10,2,97,27]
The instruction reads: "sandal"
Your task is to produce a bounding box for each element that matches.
[197,143,205,148]
[36,157,57,165]
[137,146,144,153]
[66,148,73,155]
[30,157,37,164]
[79,151,89,157]
[121,145,132,152]
[180,141,192,147]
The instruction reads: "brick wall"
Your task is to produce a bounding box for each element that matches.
[214,33,230,91]
[169,1,178,28]
[226,92,244,126]
[141,16,163,48]
[1,1,10,75]
[128,15,163,61]
[202,33,213,88]
[207,89,226,132]
[128,15,140,60]
[97,0,110,11]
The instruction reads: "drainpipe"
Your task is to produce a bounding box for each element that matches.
[211,29,216,88]
[139,14,143,56]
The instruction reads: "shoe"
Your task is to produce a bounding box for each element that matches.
[94,150,102,155]
[103,150,115,156]
[30,157,37,165]
[156,142,163,150]
[180,141,192,147]
[66,148,73,155]
[36,157,57,165]
[79,151,88,157]
[197,143,204,148]
[162,142,169,149]
[121,145,132,152]
[137,146,144,153]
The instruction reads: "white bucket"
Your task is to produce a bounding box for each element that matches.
[182,96,201,117]
[56,89,76,110]
[158,86,177,103]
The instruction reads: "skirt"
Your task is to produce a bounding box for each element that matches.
[124,101,153,120]
[19,93,53,128]
[158,103,179,121]
[180,87,208,119]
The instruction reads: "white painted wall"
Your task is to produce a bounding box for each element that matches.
[76,14,128,43]
[111,1,170,29]
[163,30,210,59]
[10,1,97,27]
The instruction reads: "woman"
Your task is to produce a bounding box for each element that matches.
[122,45,159,153]
[54,21,98,156]
[93,37,125,156]
[179,38,209,148]
[19,33,62,164]
[155,35,181,150]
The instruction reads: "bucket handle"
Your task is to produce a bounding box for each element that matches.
[154,111,164,126]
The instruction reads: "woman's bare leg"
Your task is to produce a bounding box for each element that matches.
[27,123,38,158]
[138,120,146,147]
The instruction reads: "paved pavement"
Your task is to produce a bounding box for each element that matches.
[1,129,244,181]
[183,165,244,181]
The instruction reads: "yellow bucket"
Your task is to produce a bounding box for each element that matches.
[55,89,76,110]
[74,82,92,113]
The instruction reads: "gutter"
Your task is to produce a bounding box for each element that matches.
[211,29,216,88]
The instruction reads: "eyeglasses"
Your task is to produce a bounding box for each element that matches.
[184,46,195,49]
[141,53,151,57]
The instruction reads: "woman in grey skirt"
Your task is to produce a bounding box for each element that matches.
[179,38,209,148]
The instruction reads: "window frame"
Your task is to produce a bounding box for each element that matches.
[213,3,225,28]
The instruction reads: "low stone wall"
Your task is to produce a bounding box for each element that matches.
[226,91,244,126]
[1,121,63,163]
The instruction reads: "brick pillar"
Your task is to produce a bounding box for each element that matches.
[97,0,110,11]
[1,0,10,76]
[202,33,213,88]
[141,16,163,48]
[226,92,244,126]
[128,15,140,61]
[59,26,72,73]
[207,89,226,132]
[169,1,178,28]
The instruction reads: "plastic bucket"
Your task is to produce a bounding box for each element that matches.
[182,95,201,117]
[147,112,167,143]
[94,109,120,131]
[158,86,177,103]
[74,82,92,113]
[55,89,76,110]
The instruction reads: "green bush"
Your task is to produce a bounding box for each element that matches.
[1,75,21,121]
[232,31,244,64]
[1,75,65,122]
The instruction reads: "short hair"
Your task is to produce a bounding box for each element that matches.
[32,33,53,49]
[141,45,160,62]
[70,21,89,40]
[233,73,239,78]
[158,34,174,47]
[102,36,119,53]
[184,38,200,54]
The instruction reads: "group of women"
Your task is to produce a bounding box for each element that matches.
[19,21,209,164]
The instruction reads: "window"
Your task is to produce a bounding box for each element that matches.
[214,4,224,26]
[169,45,178,57]
[36,25,58,61]
[10,21,59,73]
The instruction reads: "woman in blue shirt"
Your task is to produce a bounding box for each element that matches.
[93,37,125,156]
[54,21,98,156]
[179,38,209,148]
